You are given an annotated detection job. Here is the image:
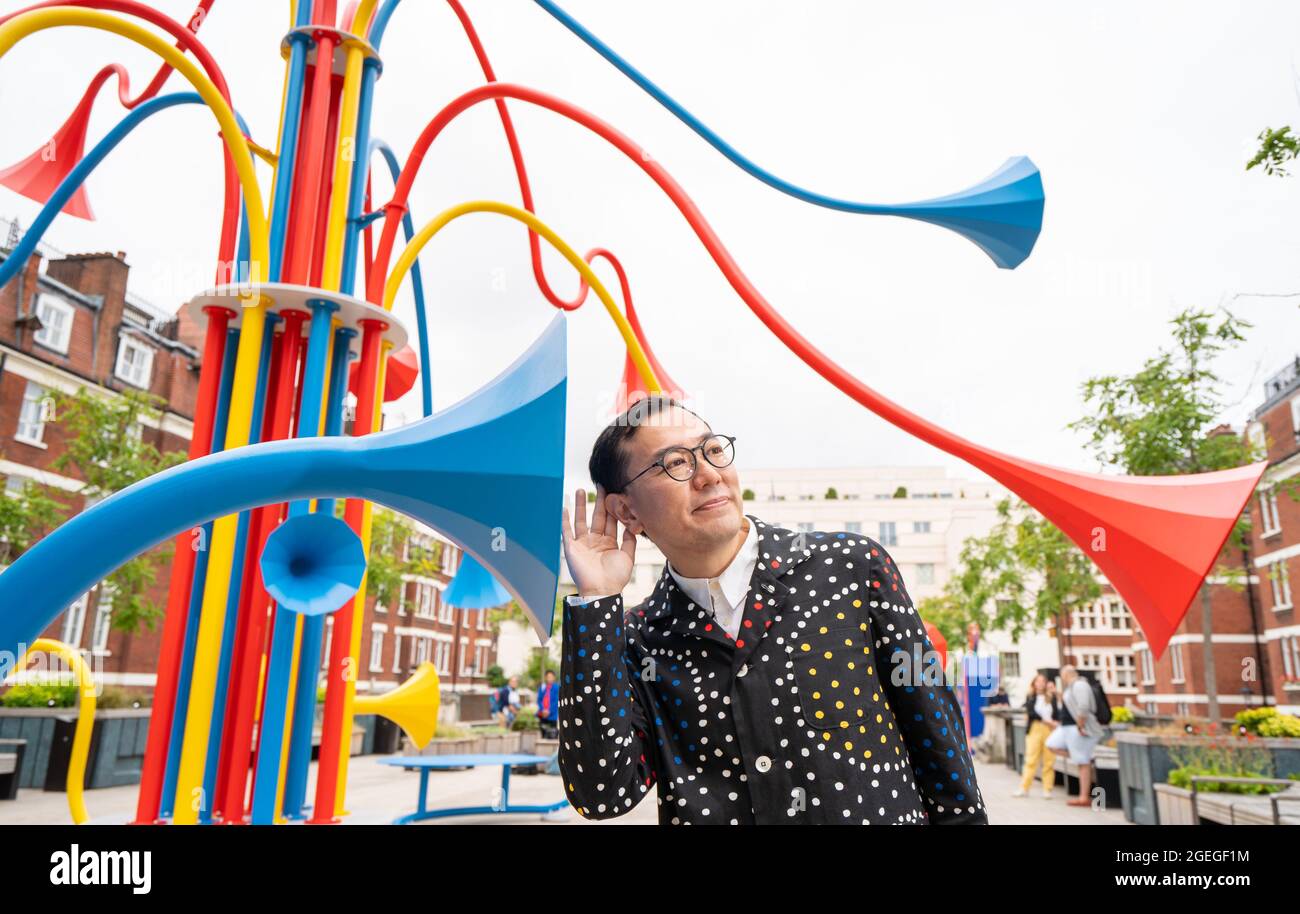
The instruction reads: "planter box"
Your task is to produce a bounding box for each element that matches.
[0,707,151,791]
[414,736,481,757]
[1116,732,1300,825]
[480,733,522,754]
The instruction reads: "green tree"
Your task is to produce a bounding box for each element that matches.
[1247,125,1300,177]
[1065,306,1272,726]
[50,387,185,635]
[364,507,443,608]
[0,477,64,566]
[923,497,1101,651]
[824,486,839,500]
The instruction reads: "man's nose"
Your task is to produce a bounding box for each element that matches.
[693,455,722,487]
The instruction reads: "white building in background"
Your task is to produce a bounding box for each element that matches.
[551,464,1063,705]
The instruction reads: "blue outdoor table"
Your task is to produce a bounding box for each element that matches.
[380,753,569,824]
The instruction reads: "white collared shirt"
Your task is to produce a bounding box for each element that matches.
[665,518,757,640]
[566,518,758,640]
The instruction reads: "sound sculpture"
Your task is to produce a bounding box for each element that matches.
[0,1,1266,825]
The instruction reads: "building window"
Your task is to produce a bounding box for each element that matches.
[1111,653,1136,689]
[114,336,154,389]
[1073,602,1100,630]
[916,563,934,585]
[16,381,52,446]
[878,521,897,547]
[1268,560,1293,611]
[1281,635,1299,680]
[1170,643,1185,683]
[437,589,454,624]
[845,522,861,534]
[1139,648,1155,685]
[1259,489,1282,538]
[460,637,473,675]
[434,639,451,673]
[1292,395,1300,442]
[33,294,74,354]
[1176,701,1190,717]
[999,651,1020,678]
[913,521,931,534]
[369,626,385,672]
[1107,599,1132,632]
[392,632,403,672]
[414,581,436,619]
[61,592,90,648]
[91,585,114,654]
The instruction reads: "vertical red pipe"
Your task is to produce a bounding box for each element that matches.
[214,311,309,823]
[133,306,234,825]
[309,318,385,823]
[283,4,338,285]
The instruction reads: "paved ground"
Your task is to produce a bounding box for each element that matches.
[0,757,1125,825]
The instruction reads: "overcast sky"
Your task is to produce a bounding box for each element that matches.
[3,0,1299,491]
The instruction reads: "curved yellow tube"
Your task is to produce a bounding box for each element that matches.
[16,639,97,825]
[0,6,276,828]
[385,201,661,392]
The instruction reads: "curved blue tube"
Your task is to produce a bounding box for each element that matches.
[370,138,432,417]
[532,0,1044,269]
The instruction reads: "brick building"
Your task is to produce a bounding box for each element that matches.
[1,240,200,684]
[1246,356,1300,714]
[1,232,502,695]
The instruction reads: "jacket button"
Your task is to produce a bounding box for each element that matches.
[754,755,772,773]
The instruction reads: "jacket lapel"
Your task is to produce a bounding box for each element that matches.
[647,516,816,664]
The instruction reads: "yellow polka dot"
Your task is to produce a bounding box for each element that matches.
[823,651,832,660]
[853,600,862,608]
[859,622,868,632]
[839,721,849,729]
[808,667,817,676]
[843,638,852,647]
[819,626,828,634]
[843,741,853,751]
[835,700,844,710]
[831,680,840,688]
[800,643,811,652]
[836,612,845,620]
[812,691,821,700]
[876,714,883,724]
[872,692,880,702]
[880,734,887,744]
[853,686,861,695]
[859,725,867,734]
[815,710,824,719]
[822,732,831,741]
[847,662,855,670]
[864,750,872,759]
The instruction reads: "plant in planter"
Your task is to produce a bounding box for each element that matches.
[1234,707,1300,739]
[1,683,78,708]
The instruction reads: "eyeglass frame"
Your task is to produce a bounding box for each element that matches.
[621,434,738,490]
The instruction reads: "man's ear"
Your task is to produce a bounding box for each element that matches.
[605,492,645,536]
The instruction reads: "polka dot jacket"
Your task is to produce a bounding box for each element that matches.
[558,515,987,825]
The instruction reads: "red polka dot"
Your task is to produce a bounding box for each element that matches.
[765,620,772,628]
[704,623,713,632]
[770,560,780,568]
[753,601,763,610]
[872,580,881,588]
[743,619,753,628]
[735,640,745,648]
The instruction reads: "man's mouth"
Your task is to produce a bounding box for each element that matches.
[694,496,730,513]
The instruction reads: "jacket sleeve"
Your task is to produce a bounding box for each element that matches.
[866,539,988,825]
[557,593,658,820]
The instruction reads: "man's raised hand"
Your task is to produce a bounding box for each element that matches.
[560,485,637,598]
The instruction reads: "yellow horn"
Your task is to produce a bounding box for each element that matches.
[353,662,441,749]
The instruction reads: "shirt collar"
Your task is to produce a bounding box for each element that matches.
[666,515,759,612]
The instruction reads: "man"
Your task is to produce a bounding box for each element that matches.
[558,395,986,824]
[536,669,560,739]
[502,675,522,729]
[1052,664,1105,807]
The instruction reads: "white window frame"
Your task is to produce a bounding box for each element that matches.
[916,563,934,585]
[368,625,386,672]
[1281,635,1299,680]
[61,592,90,648]
[33,294,74,354]
[90,584,114,654]
[1259,489,1282,538]
[16,380,51,447]
[114,335,155,389]
[1292,395,1300,443]
[878,521,897,546]
[1139,647,1155,685]
[1268,560,1293,611]
[392,631,404,672]
[1170,643,1185,684]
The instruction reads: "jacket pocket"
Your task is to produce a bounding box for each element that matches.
[790,621,876,731]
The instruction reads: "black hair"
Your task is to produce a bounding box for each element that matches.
[587,395,710,539]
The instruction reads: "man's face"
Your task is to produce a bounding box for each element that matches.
[605,406,745,555]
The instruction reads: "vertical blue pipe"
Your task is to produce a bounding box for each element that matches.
[159,323,239,819]
[338,58,380,298]
[254,300,337,823]
[200,312,279,822]
[281,322,356,818]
